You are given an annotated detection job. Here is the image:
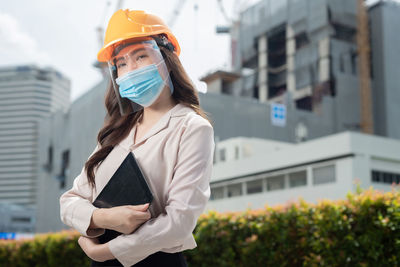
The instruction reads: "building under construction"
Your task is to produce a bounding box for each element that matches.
[202,0,400,140]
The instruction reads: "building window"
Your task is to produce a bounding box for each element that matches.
[295,96,313,111]
[227,183,242,198]
[332,23,356,43]
[253,85,259,99]
[384,173,394,183]
[268,24,287,99]
[58,150,70,189]
[351,51,357,75]
[219,148,226,162]
[313,165,336,185]
[235,146,240,160]
[210,187,224,200]
[339,54,345,73]
[243,144,253,157]
[247,179,263,194]
[295,32,309,50]
[44,145,53,172]
[267,175,284,191]
[11,217,31,223]
[372,170,400,184]
[289,170,307,188]
[372,171,380,182]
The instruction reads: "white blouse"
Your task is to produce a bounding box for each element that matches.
[59,103,215,266]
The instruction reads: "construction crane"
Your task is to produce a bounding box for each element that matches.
[216,0,247,24]
[97,0,124,49]
[215,0,251,68]
[168,0,188,28]
[94,0,124,76]
[357,0,374,134]
[216,0,231,23]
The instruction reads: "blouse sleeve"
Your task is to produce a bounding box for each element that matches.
[59,144,105,238]
[107,117,215,266]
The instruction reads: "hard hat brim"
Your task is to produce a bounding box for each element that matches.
[98,32,180,62]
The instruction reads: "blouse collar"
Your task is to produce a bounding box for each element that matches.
[118,103,194,151]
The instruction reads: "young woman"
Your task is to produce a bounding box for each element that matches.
[59,9,214,267]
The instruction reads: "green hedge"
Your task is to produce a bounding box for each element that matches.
[185,187,400,267]
[0,231,90,267]
[1,187,400,266]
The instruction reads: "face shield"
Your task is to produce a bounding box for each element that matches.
[108,39,173,115]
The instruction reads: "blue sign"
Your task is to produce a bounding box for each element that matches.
[271,103,287,127]
[0,232,16,240]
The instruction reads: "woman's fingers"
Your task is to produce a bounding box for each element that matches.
[127,203,149,211]
[131,210,151,220]
[103,205,151,233]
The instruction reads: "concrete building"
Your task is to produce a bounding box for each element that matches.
[0,65,70,208]
[200,91,335,143]
[369,0,400,139]
[206,132,400,212]
[35,79,106,233]
[211,0,360,108]
[0,203,35,234]
[202,0,400,140]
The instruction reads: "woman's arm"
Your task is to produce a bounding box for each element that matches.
[90,205,151,234]
[90,208,107,229]
[60,169,106,237]
[78,235,115,262]
[59,144,106,237]
[60,145,151,237]
[106,117,215,266]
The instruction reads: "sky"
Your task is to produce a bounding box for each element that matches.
[0,0,392,101]
[0,0,251,100]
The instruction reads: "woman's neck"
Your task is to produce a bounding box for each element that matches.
[139,86,177,127]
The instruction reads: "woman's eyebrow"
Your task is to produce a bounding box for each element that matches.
[115,57,125,64]
[115,48,147,63]
[128,48,146,58]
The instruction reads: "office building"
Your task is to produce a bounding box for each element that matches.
[0,65,70,208]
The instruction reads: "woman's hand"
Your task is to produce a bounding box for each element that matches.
[91,203,151,234]
[78,236,114,262]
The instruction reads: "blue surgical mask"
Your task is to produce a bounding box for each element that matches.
[116,62,173,107]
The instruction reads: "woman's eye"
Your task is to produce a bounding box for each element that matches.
[136,55,148,61]
[116,62,126,69]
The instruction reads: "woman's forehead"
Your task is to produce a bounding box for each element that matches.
[114,41,158,58]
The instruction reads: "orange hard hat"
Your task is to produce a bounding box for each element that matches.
[97,9,181,62]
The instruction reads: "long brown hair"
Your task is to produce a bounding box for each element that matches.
[84,46,211,188]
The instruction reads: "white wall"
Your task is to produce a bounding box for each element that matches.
[207,132,400,212]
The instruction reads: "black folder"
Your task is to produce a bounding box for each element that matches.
[91,152,153,267]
